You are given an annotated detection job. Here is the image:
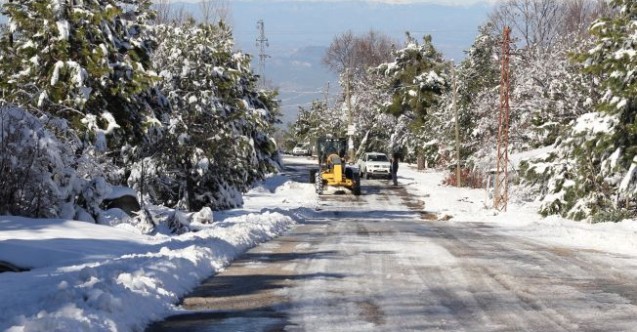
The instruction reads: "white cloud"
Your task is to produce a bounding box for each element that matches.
[291,60,312,68]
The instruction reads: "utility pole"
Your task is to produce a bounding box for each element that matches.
[345,69,354,161]
[494,26,512,211]
[324,81,330,110]
[255,19,269,89]
[452,63,461,187]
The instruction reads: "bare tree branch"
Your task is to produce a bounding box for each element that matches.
[323,30,395,78]
[172,5,194,25]
[199,0,230,24]
[153,0,172,25]
[489,0,611,51]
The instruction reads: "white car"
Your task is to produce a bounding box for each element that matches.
[358,152,392,179]
[292,144,311,156]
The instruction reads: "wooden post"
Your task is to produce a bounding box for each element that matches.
[452,64,461,187]
[494,26,512,211]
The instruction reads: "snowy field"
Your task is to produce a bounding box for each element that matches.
[2,156,637,331]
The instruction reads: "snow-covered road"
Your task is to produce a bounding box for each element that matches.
[148,164,637,331]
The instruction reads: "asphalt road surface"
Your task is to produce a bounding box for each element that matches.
[147,157,637,331]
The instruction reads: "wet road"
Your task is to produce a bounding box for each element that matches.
[147,156,637,332]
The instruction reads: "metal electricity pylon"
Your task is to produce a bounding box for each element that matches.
[256,19,270,89]
[494,26,512,212]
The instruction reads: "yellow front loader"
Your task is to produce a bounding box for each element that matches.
[309,137,361,195]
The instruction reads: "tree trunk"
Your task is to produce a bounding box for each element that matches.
[417,154,425,171]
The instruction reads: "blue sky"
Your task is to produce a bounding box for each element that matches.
[224,0,494,123]
[230,0,493,3]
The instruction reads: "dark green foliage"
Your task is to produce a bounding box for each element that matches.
[137,22,281,211]
[0,0,281,219]
[0,0,158,146]
[289,100,346,147]
[378,34,448,121]
[541,0,637,221]
[369,34,450,165]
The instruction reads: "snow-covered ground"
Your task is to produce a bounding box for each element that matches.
[2,156,637,331]
[400,164,637,257]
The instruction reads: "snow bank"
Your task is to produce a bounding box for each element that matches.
[400,164,637,257]
[0,211,295,332]
[0,171,317,332]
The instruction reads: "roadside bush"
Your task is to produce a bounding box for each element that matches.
[443,167,485,188]
[0,105,76,217]
[0,105,116,219]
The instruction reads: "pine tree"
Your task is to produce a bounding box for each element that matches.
[378,34,448,121]
[137,21,280,211]
[566,0,637,220]
[290,101,341,145]
[456,24,500,157]
[375,34,449,164]
[520,0,635,221]
[0,0,158,147]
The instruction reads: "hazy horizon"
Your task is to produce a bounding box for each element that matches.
[208,0,494,124]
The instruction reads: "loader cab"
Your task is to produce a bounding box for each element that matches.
[316,137,347,165]
[311,136,361,195]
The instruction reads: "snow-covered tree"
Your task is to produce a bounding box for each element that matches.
[0,0,166,222]
[134,21,280,211]
[376,34,450,164]
[289,100,347,146]
[0,0,158,148]
[349,71,397,156]
[444,24,501,170]
[517,0,633,221]
[557,0,637,220]
[0,104,127,220]
[0,2,281,223]
[379,34,448,120]
[457,25,593,168]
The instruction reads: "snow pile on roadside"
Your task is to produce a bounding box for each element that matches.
[0,172,317,332]
[0,212,293,332]
[400,165,499,222]
[243,174,317,210]
[400,164,637,257]
[498,215,637,257]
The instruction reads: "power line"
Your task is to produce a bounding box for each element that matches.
[256,19,270,89]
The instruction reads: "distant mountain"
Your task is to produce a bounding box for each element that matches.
[224,1,493,124]
[227,0,492,59]
[267,46,339,124]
